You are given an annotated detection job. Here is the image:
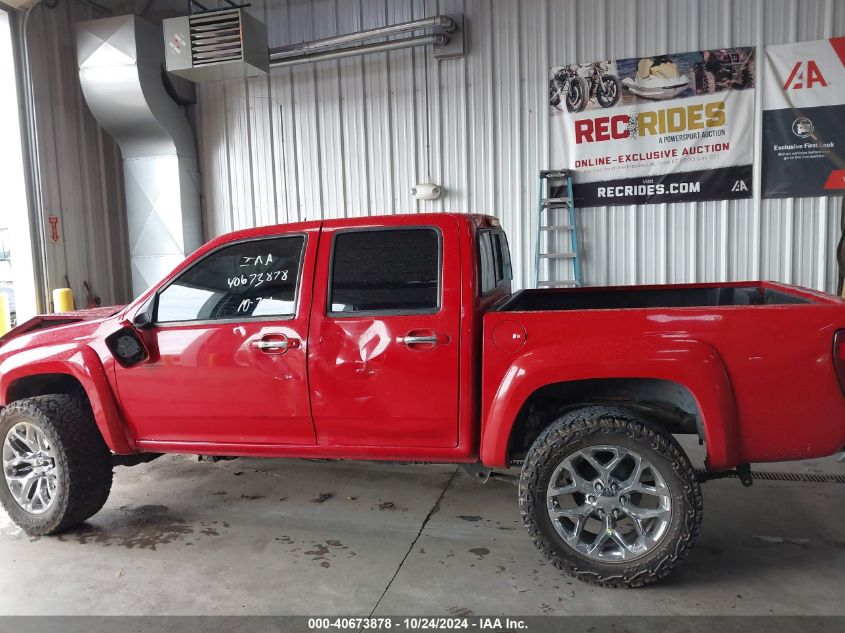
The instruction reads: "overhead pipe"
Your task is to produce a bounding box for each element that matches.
[270,33,447,68]
[269,15,455,62]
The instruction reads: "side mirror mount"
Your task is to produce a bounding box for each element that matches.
[132,296,155,329]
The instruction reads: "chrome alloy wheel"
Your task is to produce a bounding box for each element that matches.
[3,422,60,515]
[546,445,672,562]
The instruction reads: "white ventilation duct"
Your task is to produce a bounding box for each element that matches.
[77,15,202,294]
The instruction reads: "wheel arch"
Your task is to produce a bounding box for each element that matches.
[6,373,87,403]
[505,378,702,461]
[480,338,741,471]
[1,347,135,454]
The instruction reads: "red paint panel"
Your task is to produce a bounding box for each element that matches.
[307,216,463,448]
[480,281,845,469]
[115,322,314,444]
[113,226,320,445]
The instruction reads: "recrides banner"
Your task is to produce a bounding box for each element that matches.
[549,48,756,207]
[762,37,845,198]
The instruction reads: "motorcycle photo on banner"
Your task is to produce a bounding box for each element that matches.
[762,37,845,198]
[549,61,621,113]
[549,47,756,207]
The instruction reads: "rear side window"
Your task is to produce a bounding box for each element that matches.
[478,228,512,295]
[156,236,305,322]
[329,228,440,314]
[478,231,496,294]
[492,231,512,283]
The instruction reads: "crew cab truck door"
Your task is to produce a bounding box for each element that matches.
[308,218,461,447]
[114,229,318,446]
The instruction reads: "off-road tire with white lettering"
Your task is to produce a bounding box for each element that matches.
[519,406,703,588]
[0,394,113,535]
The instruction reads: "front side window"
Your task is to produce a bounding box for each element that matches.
[156,236,305,323]
[329,228,440,314]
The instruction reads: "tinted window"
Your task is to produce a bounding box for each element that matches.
[478,231,496,294]
[330,228,439,314]
[157,236,304,322]
[492,231,512,283]
[478,229,512,295]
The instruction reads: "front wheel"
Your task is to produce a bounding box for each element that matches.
[0,394,113,535]
[519,406,702,587]
[597,75,621,107]
[565,77,589,112]
[549,79,566,111]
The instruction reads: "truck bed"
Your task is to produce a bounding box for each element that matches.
[497,282,812,312]
[482,279,845,469]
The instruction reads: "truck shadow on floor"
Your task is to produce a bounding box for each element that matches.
[659,484,844,588]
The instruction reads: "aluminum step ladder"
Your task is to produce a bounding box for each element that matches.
[534,170,582,288]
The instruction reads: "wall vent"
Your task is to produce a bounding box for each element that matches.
[190,10,242,66]
[164,9,268,82]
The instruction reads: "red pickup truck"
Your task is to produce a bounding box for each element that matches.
[1,213,844,587]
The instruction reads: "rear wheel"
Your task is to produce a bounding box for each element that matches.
[0,394,113,535]
[519,406,702,587]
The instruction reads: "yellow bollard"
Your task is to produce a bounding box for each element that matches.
[52,288,75,313]
[0,293,10,336]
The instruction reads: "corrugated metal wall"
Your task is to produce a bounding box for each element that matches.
[194,0,845,293]
[27,1,132,307]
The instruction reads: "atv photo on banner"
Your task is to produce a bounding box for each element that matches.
[549,47,756,207]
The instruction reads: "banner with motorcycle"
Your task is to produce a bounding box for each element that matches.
[549,47,756,207]
[761,37,845,198]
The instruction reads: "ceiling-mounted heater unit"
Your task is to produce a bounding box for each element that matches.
[163,9,269,82]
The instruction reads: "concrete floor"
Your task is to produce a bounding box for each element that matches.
[0,439,843,616]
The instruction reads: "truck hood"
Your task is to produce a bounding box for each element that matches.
[0,305,126,348]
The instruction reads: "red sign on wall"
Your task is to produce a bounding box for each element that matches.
[48,215,60,243]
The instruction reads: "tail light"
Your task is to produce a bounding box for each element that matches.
[834,331,845,395]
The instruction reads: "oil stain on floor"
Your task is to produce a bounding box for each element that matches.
[56,505,230,551]
[302,539,357,568]
[469,547,490,558]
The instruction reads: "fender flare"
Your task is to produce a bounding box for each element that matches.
[0,344,135,453]
[480,335,740,471]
